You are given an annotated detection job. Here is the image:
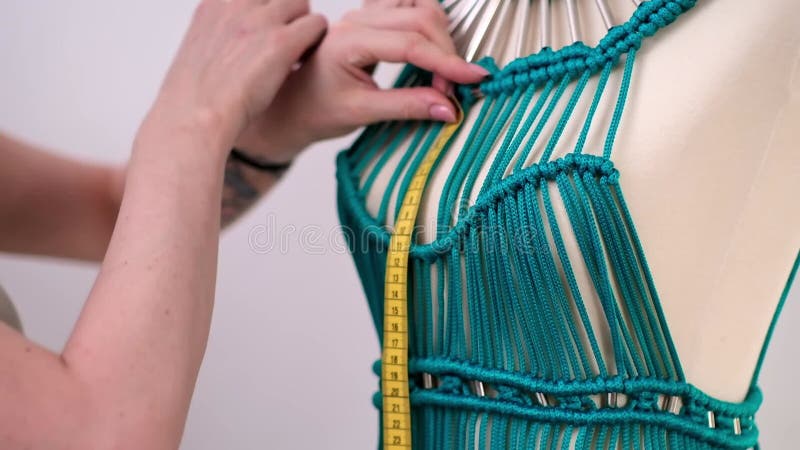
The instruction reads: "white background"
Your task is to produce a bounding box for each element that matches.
[0,1,796,449]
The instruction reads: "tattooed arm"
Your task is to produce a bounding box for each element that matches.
[220,152,288,228]
[0,132,287,261]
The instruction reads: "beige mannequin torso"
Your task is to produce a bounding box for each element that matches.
[359,0,800,403]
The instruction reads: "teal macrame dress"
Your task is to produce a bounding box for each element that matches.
[336,1,799,448]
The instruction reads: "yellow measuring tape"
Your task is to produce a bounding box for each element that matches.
[382,100,463,450]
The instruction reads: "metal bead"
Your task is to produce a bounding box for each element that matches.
[469,380,486,397]
[664,395,681,414]
[606,392,618,408]
[707,411,716,429]
[421,373,435,390]
[733,417,742,435]
[535,392,549,407]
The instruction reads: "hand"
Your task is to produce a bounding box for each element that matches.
[234,0,488,164]
[147,0,328,157]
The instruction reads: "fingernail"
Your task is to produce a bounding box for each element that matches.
[430,104,457,123]
[469,64,490,77]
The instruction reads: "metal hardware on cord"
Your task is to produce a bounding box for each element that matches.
[707,411,717,429]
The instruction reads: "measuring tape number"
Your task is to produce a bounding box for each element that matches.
[382,100,464,450]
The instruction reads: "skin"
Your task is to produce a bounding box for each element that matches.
[0,0,486,449]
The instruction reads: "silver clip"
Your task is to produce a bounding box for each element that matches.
[707,411,716,429]
[733,417,742,435]
[606,392,618,408]
[565,0,582,44]
[470,85,485,100]
[594,0,614,30]
[535,392,549,407]
[421,373,436,390]
[664,395,681,414]
[469,380,486,397]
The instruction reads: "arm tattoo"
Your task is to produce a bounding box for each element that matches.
[221,157,262,227]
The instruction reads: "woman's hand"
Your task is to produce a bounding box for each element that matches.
[234,0,488,164]
[147,0,328,159]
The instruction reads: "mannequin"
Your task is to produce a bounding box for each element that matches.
[356,0,800,406]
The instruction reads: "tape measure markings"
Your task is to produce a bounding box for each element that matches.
[382,101,464,450]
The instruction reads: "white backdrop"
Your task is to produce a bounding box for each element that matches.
[0,1,796,449]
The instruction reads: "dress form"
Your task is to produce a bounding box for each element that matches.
[359,0,800,404]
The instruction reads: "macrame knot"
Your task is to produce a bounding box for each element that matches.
[665,1,684,15]
[649,12,668,28]
[554,156,572,173]
[636,392,660,412]
[585,55,603,72]
[623,34,643,52]
[638,22,658,37]
[559,395,583,410]
[500,77,515,92]
[581,396,599,411]
[514,72,531,88]
[539,161,558,180]
[495,385,523,403]
[547,62,566,80]
[438,375,465,395]
[684,398,708,425]
[606,170,621,184]
[658,5,678,23]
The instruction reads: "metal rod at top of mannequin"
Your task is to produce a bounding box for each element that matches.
[540,0,551,49]
[594,0,615,29]
[483,0,514,61]
[448,0,480,35]
[453,0,486,53]
[565,0,582,43]
[514,0,532,58]
[441,0,460,9]
[464,0,503,62]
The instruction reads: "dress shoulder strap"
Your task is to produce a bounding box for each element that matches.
[750,250,800,386]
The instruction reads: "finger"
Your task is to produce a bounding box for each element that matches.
[282,13,329,61]
[349,87,459,124]
[413,0,445,8]
[409,0,451,18]
[431,74,453,96]
[367,0,416,7]
[266,0,312,23]
[343,8,454,54]
[346,29,488,85]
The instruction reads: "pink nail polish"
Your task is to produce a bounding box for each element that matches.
[430,104,457,123]
[470,64,490,77]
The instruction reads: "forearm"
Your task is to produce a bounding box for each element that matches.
[0,133,121,261]
[116,150,286,230]
[62,112,231,449]
[0,132,284,262]
[0,111,235,449]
